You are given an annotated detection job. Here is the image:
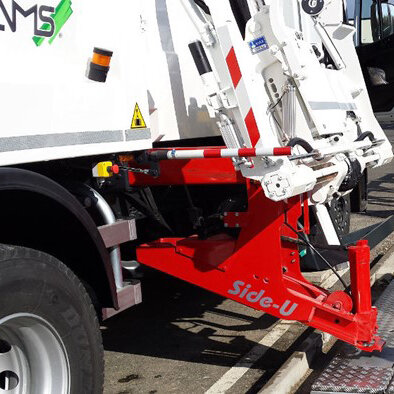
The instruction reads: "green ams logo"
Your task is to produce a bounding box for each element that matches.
[0,0,73,46]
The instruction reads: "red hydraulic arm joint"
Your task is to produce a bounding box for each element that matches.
[132,155,383,352]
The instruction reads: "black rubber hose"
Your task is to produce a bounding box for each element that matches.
[188,41,212,76]
[355,131,375,142]
[194,0,211,14]
[147,150,170,162]
[287,137,314,153]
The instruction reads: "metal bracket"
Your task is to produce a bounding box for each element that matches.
[102,281,142,320]
[98,219,137,248]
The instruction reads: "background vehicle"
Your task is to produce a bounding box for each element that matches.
[347,0,394,123]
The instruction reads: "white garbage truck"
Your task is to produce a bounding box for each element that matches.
[0,0,392,392]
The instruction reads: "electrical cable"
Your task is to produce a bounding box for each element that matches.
[267,93,287,141]
[285,222,349,292]
[272,113,284,133]
[355,131,375,142]
[281,236,347,251]
[268,91,285,111]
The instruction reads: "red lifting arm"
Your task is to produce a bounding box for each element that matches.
[132,159,383,352]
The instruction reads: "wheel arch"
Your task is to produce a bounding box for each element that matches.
[0,167,117,309]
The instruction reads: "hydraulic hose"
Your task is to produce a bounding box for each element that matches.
[355,131,375,142]
[286,137,314,153]
[188,41,212,76]
[194,0,210,14]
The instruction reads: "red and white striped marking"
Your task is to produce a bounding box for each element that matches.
[157,147,292,160]
[222,32,261,148]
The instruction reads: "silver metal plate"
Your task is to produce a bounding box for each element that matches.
[98,219,137,248]
[312,281,394,393]
[102,281,142,320]
[0,128,151,153]
[311,357,392,393]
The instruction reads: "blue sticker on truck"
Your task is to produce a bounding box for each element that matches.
[248,36,269,54]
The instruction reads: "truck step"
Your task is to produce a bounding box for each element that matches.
[312,280,394,394]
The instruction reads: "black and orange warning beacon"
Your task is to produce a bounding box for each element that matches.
[88,47,113,82]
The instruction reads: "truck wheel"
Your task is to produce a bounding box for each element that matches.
[0,244,104,394]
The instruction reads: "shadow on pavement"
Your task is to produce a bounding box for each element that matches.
[365,173,394,218]
[102,270,279,368]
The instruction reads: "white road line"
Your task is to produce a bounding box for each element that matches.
[205,321,294,394]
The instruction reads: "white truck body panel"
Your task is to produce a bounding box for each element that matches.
[0,0,392,211]
[142,1,219,142]
[0,0,154,165]
[0,0,221,167]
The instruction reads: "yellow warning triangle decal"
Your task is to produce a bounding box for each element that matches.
[131,103,147,129]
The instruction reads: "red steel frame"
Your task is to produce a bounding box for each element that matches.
[128,154,383,352]
[126,154,245,186]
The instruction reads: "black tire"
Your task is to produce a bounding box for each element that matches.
[0,244,104,393]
